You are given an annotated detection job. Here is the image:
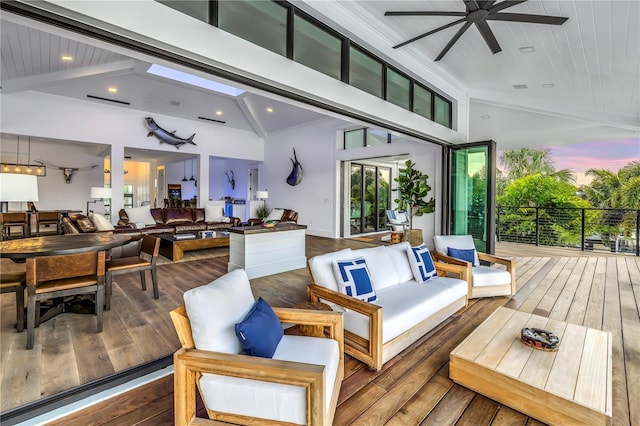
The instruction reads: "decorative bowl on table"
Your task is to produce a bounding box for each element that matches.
[520,328,560,351]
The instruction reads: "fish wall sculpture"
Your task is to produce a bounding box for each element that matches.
[286,148,303,186]
[145,117,196,149]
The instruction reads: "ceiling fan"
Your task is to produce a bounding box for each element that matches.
[385,0,568,61]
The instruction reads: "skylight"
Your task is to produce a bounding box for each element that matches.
[146,64,245,97]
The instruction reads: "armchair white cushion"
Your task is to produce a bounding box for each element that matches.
[432,235,516,299]
[175,269,344,425]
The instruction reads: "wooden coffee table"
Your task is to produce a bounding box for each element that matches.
[450,307,612,425]
[158,232,229,261]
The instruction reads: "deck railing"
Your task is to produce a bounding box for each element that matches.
[496,206,640,256]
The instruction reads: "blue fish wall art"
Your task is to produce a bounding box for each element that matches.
[286,148,303,186]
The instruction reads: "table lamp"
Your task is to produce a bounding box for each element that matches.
[87,187,113,215]
[256,190,268,201]
[0,173,39,212]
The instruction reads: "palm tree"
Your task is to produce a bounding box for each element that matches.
[498,148,576,195]
[584,160,640,209]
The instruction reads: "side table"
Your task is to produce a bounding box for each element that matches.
[294,301,332,337]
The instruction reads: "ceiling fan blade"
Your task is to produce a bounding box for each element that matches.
[435,21,473,61]
[477,1,497,9]
[385,11,466,17]
[464,0,480,11]
[393,18,466,49]
[475,21,501,54]
[488,0,528,13]
[488,12,568,25]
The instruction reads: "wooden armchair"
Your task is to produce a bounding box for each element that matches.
[170,269,344,425]
[432,235,516,299]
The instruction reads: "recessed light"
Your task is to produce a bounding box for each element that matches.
[512,84,528,90]
[481,115,490,120]
[61,55,73,61]
[108,87,118,94]
[542,83,554,88]
[519,46,535,53]
[215,111,223,116]
[266,107,274,113]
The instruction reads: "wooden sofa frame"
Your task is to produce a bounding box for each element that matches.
[431,251,516,299]
[170,305,344,426]
[307,260,468,371]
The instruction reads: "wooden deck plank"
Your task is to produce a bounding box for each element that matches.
[534,257,579,317]
[548,257,588,321]
[583,257,607,330]
[618,258,640,426]
[385,374,453,426]
[518,257,570,314]
[420,384,475,426]
[455,394,500,425]
[565,257,598,326]
[504,258,556,310]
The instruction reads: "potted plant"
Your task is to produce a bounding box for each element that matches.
[393,159,436,246]
[255,203,272,220]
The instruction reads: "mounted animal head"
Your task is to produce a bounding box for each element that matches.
[36,161,99,184]
[225,170,235,190]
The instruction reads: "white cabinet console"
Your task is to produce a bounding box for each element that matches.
[227,224,307,279]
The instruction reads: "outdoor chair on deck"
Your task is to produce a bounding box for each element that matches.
[432,234,515,299]
[170,268,344,425]
[25,251,106,349]
[105,235,160,311]
[386,210,409,231]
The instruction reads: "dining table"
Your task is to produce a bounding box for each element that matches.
[0,233,132,324]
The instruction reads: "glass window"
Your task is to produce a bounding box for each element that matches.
[218,0,287,56]
[294,15,342,80]
[434,94,451,127]
[344,128,365,149]
[386,68,410,110]
[414,84,433,120]
[157,1,209,22]
[349,46,383,98]
[366,129,388,146]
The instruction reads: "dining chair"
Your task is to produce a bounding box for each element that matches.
[25,251,106,349]
[104,235,160,311]
[1,271,26,332]
[1,212,29,240]
[35,211,62,236]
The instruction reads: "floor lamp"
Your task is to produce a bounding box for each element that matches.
[87,187,113,215]
[0,173,39,212]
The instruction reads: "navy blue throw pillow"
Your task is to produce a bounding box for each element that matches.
[235,297,283,358]
[447,247,477,266]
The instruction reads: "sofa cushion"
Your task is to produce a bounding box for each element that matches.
[433,235,480,266]
[183,269,255,354]
[150,208,164,224]
[354,246,400,291]
[472,266,512,287]
[333,257,377,303]
[89,212,114,231]
[448,247,477,265]
[308,248,352,293]
[192,208,205,223]
[164,208,193,225]
[199,334,339,424]
[280,209,298,223]
[235,297,283,358]
[265,208,284,221]
[344,277,468,343]
[407,244,437,283]
[125,206,156,226]
[69,213,97,233]
[386,242,414,283]
[204,201,226,222]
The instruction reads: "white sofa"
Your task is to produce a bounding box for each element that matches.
[307,242,468,371]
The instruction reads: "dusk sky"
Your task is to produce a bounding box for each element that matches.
[549,138,640,185]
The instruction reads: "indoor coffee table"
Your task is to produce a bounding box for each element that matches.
[158,232,229,261]
[450,307,612,425]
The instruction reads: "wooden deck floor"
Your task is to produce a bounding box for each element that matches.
[2,237,638,425]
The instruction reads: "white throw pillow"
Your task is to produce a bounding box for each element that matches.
[406,244,438,283]
[183,269,256,354]
[386,242,414,283]
[125,205,156,226]
[265,208,284,221]
[89,212,114,231]
[205,201,226,222]
[356,246,399,291]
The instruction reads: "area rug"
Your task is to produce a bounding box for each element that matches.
[156,246,228,265]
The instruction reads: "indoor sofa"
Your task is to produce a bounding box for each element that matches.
[117,207,240,234]
[307,241,468,371]
[246,208,298,226]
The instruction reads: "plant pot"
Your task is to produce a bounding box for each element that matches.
[404,229,423,246]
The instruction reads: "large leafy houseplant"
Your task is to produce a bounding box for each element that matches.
[393,159,436,230]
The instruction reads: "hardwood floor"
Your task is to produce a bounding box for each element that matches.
[2,236,638,425]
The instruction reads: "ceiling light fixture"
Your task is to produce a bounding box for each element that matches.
[481,115,490,119]
[189,159,196,181]
[61,55,73,61]
[215,111,223,116]
[108,87,118,93]
[0,136,46,176]
[519,46,535,53]
[512,84,528,90]
[147,64,245,97]
[266,107,274,113]
[542,83,554,88]
[182,161,188,182]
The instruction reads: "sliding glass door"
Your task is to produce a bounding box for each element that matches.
[350,163,391,234]
[446,141,496,253]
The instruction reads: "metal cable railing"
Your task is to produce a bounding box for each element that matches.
[497,206,640,256]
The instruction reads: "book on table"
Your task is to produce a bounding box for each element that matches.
[173,234,196,240]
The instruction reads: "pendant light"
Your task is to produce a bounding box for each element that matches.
[189,159,195,181]
[181,160,188,182]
